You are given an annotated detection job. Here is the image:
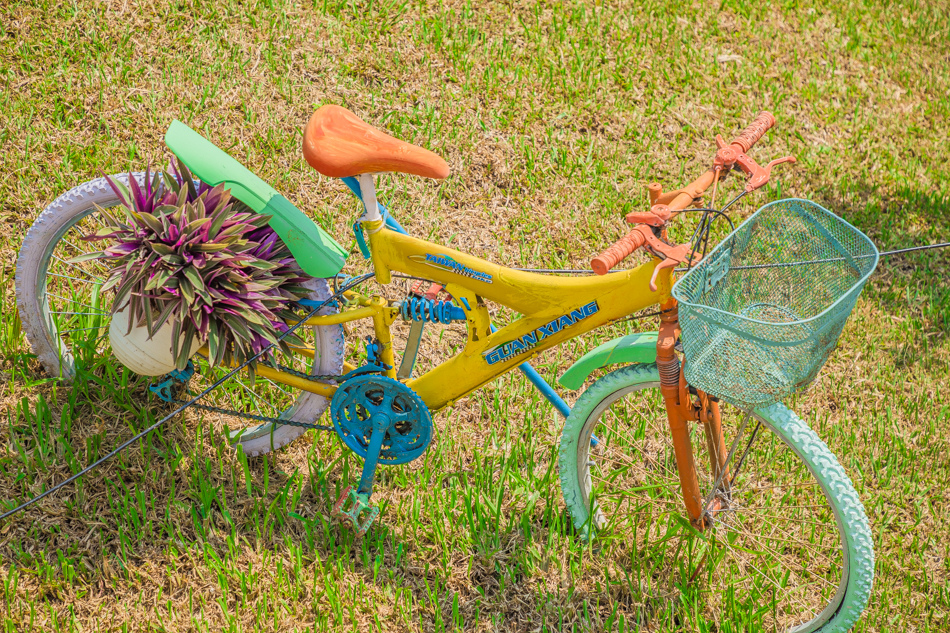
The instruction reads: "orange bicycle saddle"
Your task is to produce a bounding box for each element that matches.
[303,105,449,179]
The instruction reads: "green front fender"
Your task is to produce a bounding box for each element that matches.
[164,121,347,279]
[558,331,658,390]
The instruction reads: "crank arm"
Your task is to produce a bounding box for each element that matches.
[332,415,387,535]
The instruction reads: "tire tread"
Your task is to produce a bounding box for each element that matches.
[557,363,873,632]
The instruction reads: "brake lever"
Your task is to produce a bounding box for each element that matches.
[744,155,796,192]
[625,204,672,227]
[713,134,795,193]
[649,255,681,292]
[630,226,701,292]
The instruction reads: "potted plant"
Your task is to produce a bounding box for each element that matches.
[75,162,312,376]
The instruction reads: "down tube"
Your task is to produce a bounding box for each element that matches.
[342,178,572,417]
[408,260,670,411]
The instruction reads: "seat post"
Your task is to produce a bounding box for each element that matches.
[357,173,383,226]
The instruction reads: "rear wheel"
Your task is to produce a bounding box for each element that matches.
[558,363,874,632]
[15,174,345,456]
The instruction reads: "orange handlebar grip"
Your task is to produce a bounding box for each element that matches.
[591,230,646,275]
[732,111,775,153]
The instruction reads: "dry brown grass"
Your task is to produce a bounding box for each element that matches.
[0,0,948,631]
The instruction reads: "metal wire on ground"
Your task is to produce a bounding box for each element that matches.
[512,241,950,276]
[675,242,950,272]
[0,271,377,522]
[4,217,948,520]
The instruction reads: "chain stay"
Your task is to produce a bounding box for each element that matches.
[149,359,342,432]
[168,399,335,432]
[152,360,412,434]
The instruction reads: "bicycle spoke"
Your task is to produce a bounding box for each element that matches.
[725,484,821,495]
[716,521,841,569]
[216,376,277,415]
[715,508,833,526]
[61,325,109,334]
[45,292,108,313]
[60,236,99,257]
[702,411,752,512]
[47,272,101,285]
[51,255,105,282]
[567,372,850,631]
[262,377,293,397]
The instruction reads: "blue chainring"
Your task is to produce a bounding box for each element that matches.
[329,375,432,465]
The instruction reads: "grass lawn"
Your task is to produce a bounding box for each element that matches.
[1,0,948,630]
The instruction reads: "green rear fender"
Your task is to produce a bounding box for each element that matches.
[558,331,658,390]
[164,120,347,278]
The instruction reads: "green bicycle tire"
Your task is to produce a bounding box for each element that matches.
[558,363,873,632]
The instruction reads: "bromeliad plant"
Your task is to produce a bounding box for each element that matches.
[76,162,312,370]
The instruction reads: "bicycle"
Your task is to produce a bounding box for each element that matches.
[15,106,875,631]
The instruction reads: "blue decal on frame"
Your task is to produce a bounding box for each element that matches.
[484,301,599,366]
[409,253,493,284]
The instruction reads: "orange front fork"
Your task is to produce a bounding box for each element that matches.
[656,300,727,530]
[701,397,730,495]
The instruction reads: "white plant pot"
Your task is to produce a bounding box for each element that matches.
[108,304,201,376]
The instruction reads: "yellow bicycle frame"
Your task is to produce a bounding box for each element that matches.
[267,219,673,412]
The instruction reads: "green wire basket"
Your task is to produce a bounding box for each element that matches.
[672,199,879,409]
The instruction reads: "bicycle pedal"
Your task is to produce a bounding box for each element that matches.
[331,486,379,536]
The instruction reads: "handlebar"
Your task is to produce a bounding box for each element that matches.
[590,111,779,275]
[730,111,775,153]
[591,229,646,275]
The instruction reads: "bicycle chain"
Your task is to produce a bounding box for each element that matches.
[169,363,343,432]
[170,398,335,432]
[157,278,387,435]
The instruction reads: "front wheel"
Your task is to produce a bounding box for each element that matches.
[558,363,874,632]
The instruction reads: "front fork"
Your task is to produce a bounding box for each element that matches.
[656,301,729,530]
